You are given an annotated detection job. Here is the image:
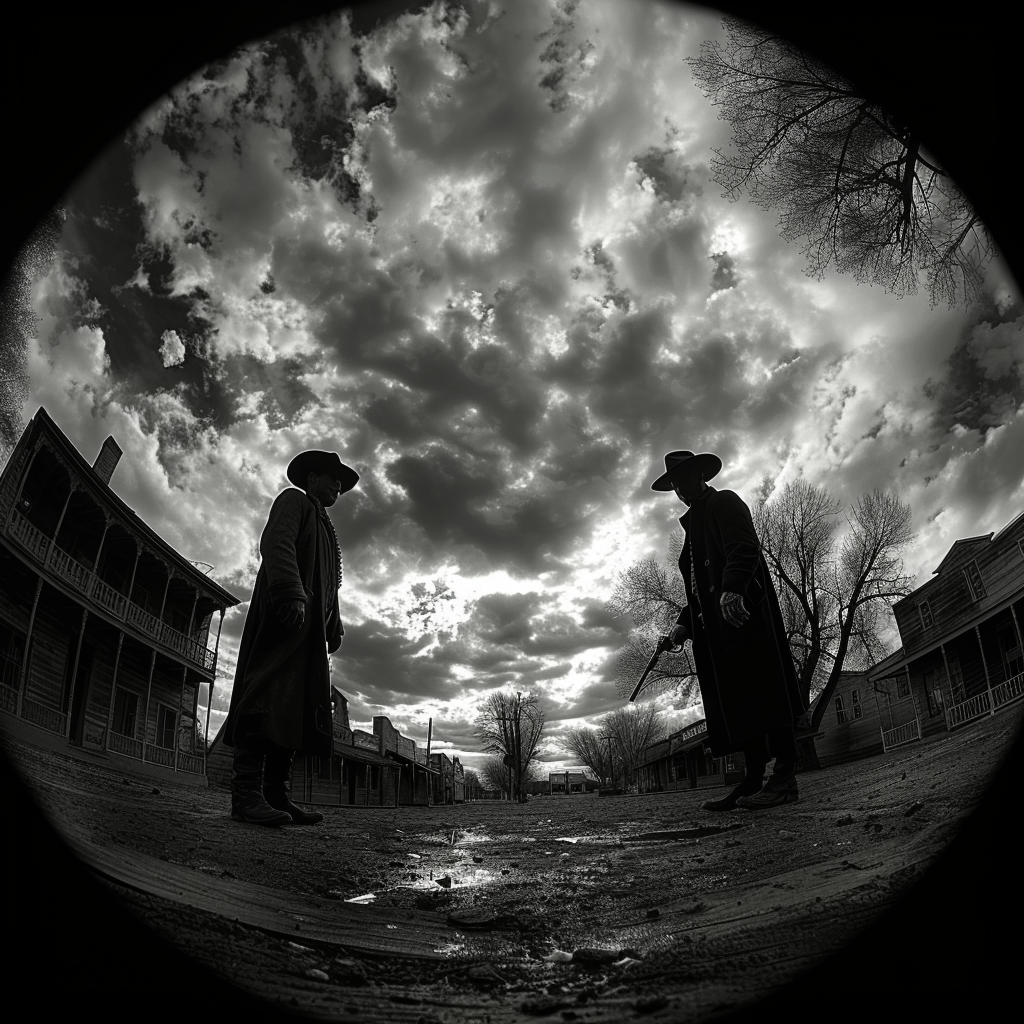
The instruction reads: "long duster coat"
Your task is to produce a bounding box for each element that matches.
[677,486,804,756]
[222,488,343,759]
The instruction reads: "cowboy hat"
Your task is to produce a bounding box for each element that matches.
[286,450,360,492]
[651,450,722,491]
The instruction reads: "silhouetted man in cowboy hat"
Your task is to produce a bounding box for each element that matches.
[653,450,805,811]
[222,450,359,826]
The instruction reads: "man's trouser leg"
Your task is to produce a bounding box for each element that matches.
[702,739,768,812]
[736,726,799,810]
[231,736,291,826]
[263,746,324,825]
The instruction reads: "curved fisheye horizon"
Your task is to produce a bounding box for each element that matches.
[2,2,1021,1022]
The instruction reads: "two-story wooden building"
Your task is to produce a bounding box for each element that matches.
[811,512,1024,763]
[0,407,238,782]
[429,751,466,804]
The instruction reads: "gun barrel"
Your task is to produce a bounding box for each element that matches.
[628,637,669,702]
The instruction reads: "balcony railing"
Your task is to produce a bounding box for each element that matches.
[992,672,1024,710]
[177,751,204,774]
[20,696,67,736]
[0,684,18,715]
[945,691,991,729]
[6,509,217,674]
[145,745,175,768]
[108,731,144,760]
[880,717,920,752]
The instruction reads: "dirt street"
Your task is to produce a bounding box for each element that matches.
[4,703,1021,1023]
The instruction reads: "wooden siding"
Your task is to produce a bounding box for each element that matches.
[815,672,885,766]
[894,518,1024,658]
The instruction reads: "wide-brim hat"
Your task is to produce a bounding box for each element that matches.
[651,450,722,491]
[287,450,360,492]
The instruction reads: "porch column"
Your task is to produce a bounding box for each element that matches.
[46,483,78,568]
[126,544,142,606]
[203,680,213,775]
[173,667,187,772]
[1010,604,1023,666]
[905,665,922,731]
[975,626,995,715]
[212,608,225,670]
[185,591,200,661]
[365,764,370,806]
[939,644,954,727]
[157,571,172,647]
[102,631,126,751]
[89,518,113,601]
[63,609,89,741]
[16,577,45,718]
[395,765,400,808]
[190,672,201,759]
[141,650,157,761]
[338,756,344,805]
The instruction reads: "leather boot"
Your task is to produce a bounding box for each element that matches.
[263,748,323,825]
[736,763,799,810]
[231,744,291,826]
[702,772,765,812]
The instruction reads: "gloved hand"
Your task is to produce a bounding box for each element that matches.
[276,599,306,629]
[720,591,749,628]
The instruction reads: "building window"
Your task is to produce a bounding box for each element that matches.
[918,601,934,629]
[834,695,848,724]
[851,689,862,719]
[998,624,1023,680]
[156,704,176,749]
[0,624,25,689]
[897,675,910,698]
[112,689,139,737]
[963,560,987,602]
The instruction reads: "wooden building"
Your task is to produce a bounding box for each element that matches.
[0,407,238,783]
[548,769,588,795]
[811,512,1024,762]
[806,668,886,767]
[429,751,466,804]
[636,718,745,793]
[209,686,405,806]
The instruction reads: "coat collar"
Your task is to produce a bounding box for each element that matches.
[678,484,716,528]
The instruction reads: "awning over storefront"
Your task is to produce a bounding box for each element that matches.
[333,743,398,769]
[385,750,440,775]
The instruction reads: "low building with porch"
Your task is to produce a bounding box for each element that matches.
[811,512,1023,761]
[0,407,237,784]
[636,718,746,793]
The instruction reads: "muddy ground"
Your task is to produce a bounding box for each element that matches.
[4,704,1022,1023]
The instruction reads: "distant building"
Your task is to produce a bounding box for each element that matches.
[548,769,588,794]
[0,407,238,783]
[635,718,745,793]
[810,511,1023,763]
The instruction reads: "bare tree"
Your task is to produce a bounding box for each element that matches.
[562,726,613,783]
[475,691,545,803]
[1,206,65,461]
[477,755,512,798]
[601,704,666,792]
[688,18,993,307]
[607,538,700,701]
[754,481,914,728]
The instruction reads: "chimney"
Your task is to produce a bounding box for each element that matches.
[92,436,123,485]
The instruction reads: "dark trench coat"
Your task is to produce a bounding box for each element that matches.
[222,488,342,759]
[677,486,804,756]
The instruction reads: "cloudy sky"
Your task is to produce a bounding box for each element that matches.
[15,0,1022,771]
